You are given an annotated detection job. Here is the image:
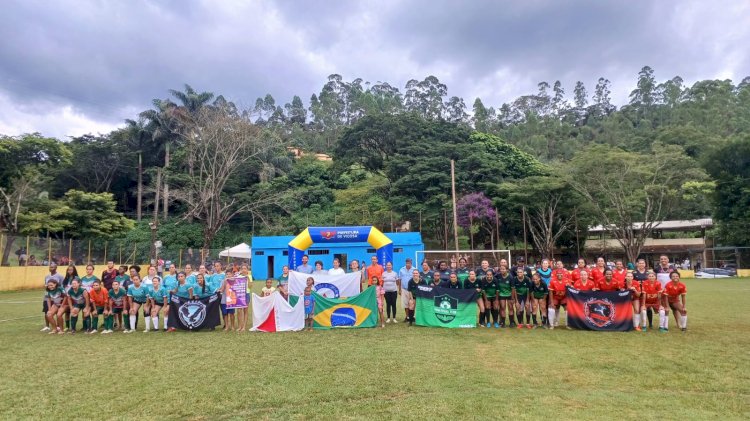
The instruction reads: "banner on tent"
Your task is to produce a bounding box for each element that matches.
[251,291,305,332]
[566,287,634,331]
[167,294,221,331]
[415,285,478,328]
[288,270,361,298]
[312,286,378,329]
[225,276,248,309]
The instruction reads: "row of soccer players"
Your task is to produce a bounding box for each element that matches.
[402,262,687,332]
[43,263,252,334]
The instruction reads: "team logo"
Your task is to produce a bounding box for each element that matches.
[313,283,340,298]
[433,294,458,323]
[320,230,336,240]
[178,300,207,329]
[583,297,616,328]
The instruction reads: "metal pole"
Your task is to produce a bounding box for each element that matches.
[522,206,528,264]
[450,160,459,253]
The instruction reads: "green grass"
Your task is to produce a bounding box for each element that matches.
[1,279,749,420]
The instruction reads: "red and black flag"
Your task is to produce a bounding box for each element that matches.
[566,287,634,331]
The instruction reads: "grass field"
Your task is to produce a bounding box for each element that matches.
[1,279,749,420]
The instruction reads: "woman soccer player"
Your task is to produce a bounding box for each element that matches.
[65,278,90,334]
[495,266,514,328]
[572,270,596,291]
[80,264,98,291]
[529,273,548,328]
[45,279,66,334]
[190,274,212,299]
[463,270,484,326]
[60,265,79,331]
[571,258,587,285]
[537,259,553,286]
[662,271,688,332]
[595,268,622,292]
[141,266,161,325]
[456,257,470,285]
[147,277,169,332]
[88,280,109,334]
[482,270,500,328]
[625,272,643,331]
[612,260,627,287]
[125,275,149,333]
[106,280,127,332]
[161,264,178,332]
[512,267,532,329]
[219,268,236,332]
[406,270,423,326]
[548,271,568,329]
[642,272,662,331]
[590,257,607,284]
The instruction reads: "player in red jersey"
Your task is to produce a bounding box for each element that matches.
[547,271,568,329]
[662,271,687,332]
[572,270,596,291]
[642,271,662,332]
[571,258,587,284]
[625,272,643,331]
[595,268,623,292]
[589,257,606,284]
[612,260,627,286]
[551,260,570,284]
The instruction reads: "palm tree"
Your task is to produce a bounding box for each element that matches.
[140,99,178,221]
[123,118,154,221]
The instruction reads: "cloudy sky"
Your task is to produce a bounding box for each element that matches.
[1,0,748,139]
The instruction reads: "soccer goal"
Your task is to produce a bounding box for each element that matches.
[415,250,513,269]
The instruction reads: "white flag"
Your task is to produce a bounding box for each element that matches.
[288,270,361,298]
[250,291,304,332]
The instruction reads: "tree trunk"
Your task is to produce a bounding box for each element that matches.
[137,152,142,221]
[1,236,15,266]
[163,142,169,221]
[153,168,161,222]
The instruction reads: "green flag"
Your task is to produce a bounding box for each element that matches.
[415,285,478,328]
[312,286,378,329]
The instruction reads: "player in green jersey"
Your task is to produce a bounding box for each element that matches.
[147,277,169,332]
[512,267,533,329]
[455,257,470,285]
[45,279,66,334]
[495,265,514,328]
[125,275,149,333]
[529,272,549,328]
[463,270,484,326]
[65,278,90,334]
[482,269,499,327]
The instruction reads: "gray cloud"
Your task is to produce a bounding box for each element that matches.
[0,0,747,138]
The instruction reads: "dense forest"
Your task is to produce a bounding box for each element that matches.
[1,66,748,264]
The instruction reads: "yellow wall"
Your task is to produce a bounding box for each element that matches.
[0,265,147,292]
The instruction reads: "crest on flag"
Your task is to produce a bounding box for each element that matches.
[584,297,615,328]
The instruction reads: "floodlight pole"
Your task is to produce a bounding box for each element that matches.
[450,160,460,253]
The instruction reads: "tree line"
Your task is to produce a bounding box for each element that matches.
[0,66,748,265]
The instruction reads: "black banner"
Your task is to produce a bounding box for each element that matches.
[167,294,221,331]
[566,287,634,331]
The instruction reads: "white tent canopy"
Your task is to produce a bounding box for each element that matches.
[219,242,252,259]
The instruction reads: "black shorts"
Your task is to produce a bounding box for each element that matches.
[517,295,528,305]
[72,303,86,310]
[95,306,104,314]
[112,308,123,314]
[42,299,48,313]
[134,300,147,305]
[498,296,512,301]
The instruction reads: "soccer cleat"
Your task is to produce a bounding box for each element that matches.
[549,325,554,330]
[526,324,532,329]
[143,329,150,333]
[386,319,391,323]
[41,326,50,332]
[393,319,398,323]
[659,328,667,333]
[517,324,523,329]
[486,323,491,328]
[57,330,64,335]
[681,328,686,332]
[63,328,69,332]
[641,326,648,332]
[90,329,97,334]
[634,326,642,332]
[494,322,500,328]
[48,330,57,335]
[167,327,176,332]
[124,329,133,334]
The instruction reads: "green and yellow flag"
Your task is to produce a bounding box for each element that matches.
[312,286,378,329]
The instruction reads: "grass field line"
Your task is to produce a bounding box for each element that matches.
[0,315,37,323]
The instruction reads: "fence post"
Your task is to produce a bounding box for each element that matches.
[68,239,73,262]
[87,240,92,265]
[25,236,30,266]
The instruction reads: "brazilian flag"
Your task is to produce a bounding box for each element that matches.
[415,285,477,328]
[313,286,378,329]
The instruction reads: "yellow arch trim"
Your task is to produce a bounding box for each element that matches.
[289,228,313,250]
[366,226,392,249]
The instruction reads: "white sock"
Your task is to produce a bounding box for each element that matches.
[144,317,151,330]
[554,310,560,326]
[658,309,665,328]
[164,316,168,328]
[151,316,159,330]
[680,315,687,329]
[548,308,555,325]
[129,315,136,330]
[634,313,640,327]
[641,309,647,327]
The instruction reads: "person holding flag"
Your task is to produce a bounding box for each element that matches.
[594,268,623,292]
[625,272,643,331]
[398,258,415,322]
[406,270,424,326]
[572,270,596,291]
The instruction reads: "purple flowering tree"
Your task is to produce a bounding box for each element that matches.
[457,192,497,249]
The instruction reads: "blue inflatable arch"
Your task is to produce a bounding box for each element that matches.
[288,226,393,270]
